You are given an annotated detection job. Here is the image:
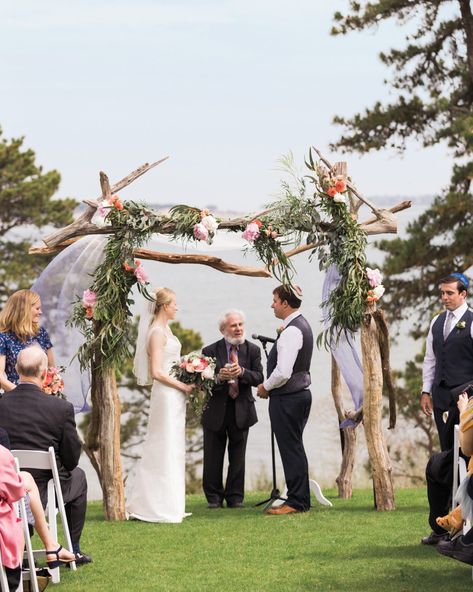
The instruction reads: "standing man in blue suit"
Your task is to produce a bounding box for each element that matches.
[257,284,313,515]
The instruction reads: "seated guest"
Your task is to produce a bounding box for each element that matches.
[0,289,55,392]
[0,346,92,566]
[437,392,473,564]
[0,444,75,592]
[0,443,24,591]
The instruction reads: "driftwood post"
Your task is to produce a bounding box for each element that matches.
[331,357,357,498]
[361,302,395,510]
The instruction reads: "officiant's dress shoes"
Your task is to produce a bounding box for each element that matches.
[227,502,244,508]
[420,531,449,545]
[207,502,223,509]
[437,536,473,565]
[266,504,301,515]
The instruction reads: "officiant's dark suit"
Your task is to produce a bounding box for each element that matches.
[0,346,87,552]
[202,311,263,508]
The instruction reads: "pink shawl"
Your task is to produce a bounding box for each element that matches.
[0,445,25,569]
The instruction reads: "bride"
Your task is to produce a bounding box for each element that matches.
[126,287,193,523]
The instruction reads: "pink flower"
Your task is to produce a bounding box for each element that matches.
[134,265,148,285]
[242,222,261,242]
[82,289,97,308]
[185,363,196,373]
[193,223,209,241]
[366,267,383,288]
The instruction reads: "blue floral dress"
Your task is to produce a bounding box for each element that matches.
[0,327,53,385]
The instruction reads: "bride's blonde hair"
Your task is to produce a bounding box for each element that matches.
[152,287,175,316]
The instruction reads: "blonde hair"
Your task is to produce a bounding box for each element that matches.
[0,289,41,342]
[152,287,175,316]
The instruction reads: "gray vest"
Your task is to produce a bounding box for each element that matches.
[432,308,473,388]
[267,314,313,395]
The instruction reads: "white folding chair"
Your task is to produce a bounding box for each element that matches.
[453,425,468,503]
[11,447,76,583]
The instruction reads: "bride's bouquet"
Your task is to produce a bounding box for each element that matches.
[171,352,216,416]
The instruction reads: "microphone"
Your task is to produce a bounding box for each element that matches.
[251,333,276,344]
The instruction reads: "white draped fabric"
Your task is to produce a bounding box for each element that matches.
[32,236,107,412]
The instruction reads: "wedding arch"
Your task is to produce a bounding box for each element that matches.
[31,149,411,519]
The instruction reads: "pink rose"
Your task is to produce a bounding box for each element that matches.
[242,222,261,242]
[185,363,195,373]
[366,267,383,288]
[82,289,97,308]
[134,265,148,285]
[193,223,209,241]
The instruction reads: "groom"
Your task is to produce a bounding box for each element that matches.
[257,284,313,515]
[202,310,263,508]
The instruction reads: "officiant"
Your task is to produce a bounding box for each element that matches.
[201,310,263,509]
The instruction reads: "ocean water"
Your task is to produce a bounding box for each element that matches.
[81,204,425,499]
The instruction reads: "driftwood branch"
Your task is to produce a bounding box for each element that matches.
[373,308,397,429]
[313,147,384,219]
[29,242,271,278]
[134,248,271,277]
[279,199,412,261]
[44,158,169,247]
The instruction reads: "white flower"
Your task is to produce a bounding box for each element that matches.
[372,284,385,300]
[333,192,346,204]
[202,366,215,380]
[91,201,111,228]
[201,215,219,233]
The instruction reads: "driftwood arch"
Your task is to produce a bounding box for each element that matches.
[32,151,410,518]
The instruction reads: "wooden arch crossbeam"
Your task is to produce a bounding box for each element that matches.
[30,154,411,274]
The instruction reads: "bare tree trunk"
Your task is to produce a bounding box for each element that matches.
[360,303,395,511]
[331,357,357,498]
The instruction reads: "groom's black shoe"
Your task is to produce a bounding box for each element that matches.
[421,531,449,545]
[227,502,244,508]
[207,502,223,509]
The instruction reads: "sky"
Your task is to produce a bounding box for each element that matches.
[1,0,453,211]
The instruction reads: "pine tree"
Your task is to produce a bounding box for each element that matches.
[331,1,473,334]
[0,127,76,301]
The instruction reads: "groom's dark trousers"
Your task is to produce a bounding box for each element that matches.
[202,338,263,505]
[0,383,87,546]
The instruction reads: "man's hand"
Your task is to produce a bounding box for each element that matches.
[420,392,433,416]
[257,384,269,399]
[218,363,241,381]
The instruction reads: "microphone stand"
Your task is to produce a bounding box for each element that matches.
[254,338,287,511]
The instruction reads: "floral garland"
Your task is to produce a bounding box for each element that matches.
[69,152,385,369]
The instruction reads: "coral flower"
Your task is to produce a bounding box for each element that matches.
[335,179,346,193]
[327,187,337,197]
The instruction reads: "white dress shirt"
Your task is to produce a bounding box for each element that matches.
[422,302,472,394]
[263,311,304,391]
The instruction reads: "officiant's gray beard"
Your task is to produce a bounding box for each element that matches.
[225,334,245,346]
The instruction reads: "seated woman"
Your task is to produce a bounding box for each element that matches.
[436,392,473,563]
[435,392,473,535]
[0,444,75,591]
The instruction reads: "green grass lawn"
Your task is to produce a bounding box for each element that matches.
[48,488,473,591]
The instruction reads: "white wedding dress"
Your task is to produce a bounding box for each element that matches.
[126,328,189,523]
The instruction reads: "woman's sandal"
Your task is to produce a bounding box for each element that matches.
[46,545,75,569]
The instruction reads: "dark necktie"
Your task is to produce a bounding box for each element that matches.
[228,345,239,399]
